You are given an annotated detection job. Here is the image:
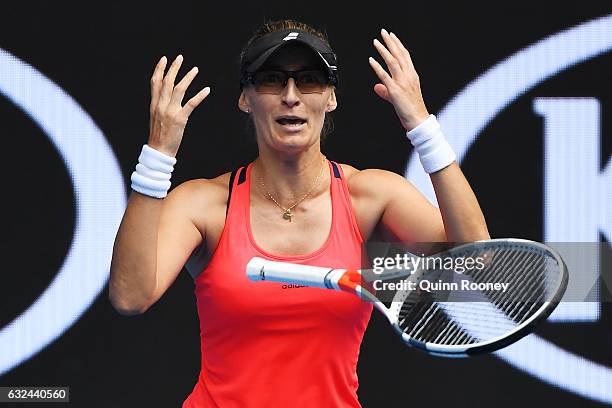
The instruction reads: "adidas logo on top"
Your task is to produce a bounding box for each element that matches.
[283,32,299,41]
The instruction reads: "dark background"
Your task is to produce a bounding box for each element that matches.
[1,1,610,407]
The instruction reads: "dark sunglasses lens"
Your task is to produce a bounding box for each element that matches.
[296,71,328,93]
[253,71,287,93]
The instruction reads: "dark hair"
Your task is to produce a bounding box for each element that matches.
[239,19,335,144]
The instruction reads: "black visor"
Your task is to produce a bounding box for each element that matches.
[240,28,338,88]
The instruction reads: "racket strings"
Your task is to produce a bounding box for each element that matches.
[479,249,544,322]
[396,244,563,346]
[454,248,552,336]
[401,301,478,345]
[488,249,557,324]
[400,299,480,345]
[467,248,549,324]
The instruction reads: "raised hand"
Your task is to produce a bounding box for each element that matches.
[148,55,211,157]
[368,29,430,132]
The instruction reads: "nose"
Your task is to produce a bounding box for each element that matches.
[280,78,300,107]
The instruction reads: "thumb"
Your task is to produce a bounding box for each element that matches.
[373,83,391,102]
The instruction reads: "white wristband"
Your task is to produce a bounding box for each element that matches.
[135,163,171,181]
[406,114,456,174]
[131,144,177,198]
[138,144,176,173]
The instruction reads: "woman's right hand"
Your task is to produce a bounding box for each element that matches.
[148,55,211,157]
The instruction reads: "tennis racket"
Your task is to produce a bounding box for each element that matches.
[246,238,568,357]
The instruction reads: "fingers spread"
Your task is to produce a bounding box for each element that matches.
[182,87,211,117]
[390,32,414,70]
[380,29,408,71]
[170,66,199,108]
[150,56,167,113]
[159,54,184,108]
[373,37,402,78]
[368,56,393,88]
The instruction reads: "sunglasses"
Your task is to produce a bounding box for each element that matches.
[241,69,334,94]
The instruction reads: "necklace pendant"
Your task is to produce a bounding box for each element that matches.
[282,209,293,222]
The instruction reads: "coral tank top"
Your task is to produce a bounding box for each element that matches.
[182,159,373,408]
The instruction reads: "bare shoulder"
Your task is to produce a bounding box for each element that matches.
[338,163,415,200]
[165,172,231,227]
[170,172,230,204]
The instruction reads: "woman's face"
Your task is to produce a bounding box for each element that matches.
[239,44,337,155]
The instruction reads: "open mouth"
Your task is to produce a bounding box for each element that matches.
[276,116,307,127]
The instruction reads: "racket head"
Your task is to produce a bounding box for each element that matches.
[376,238,568,356]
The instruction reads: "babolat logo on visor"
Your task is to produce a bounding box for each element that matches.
[283,32,299,41]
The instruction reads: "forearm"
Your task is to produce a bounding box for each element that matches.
[109,142,177,314]
[430,162,490,243]
[406,114,489,244]
[109,192,162,314]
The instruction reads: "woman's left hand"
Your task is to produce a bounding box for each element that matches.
[369,28,430,132]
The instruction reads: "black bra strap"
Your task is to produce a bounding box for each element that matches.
[330,161,341,179]
[237,165,247,185]
[226,168,239,216]
[226,166,248,216]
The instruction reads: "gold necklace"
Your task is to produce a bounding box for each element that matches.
[258,155,326,222]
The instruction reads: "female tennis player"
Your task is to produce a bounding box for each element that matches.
[109,19,490,407]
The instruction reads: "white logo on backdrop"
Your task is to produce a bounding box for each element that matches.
[405,15,612,404]
[0,50,126,376]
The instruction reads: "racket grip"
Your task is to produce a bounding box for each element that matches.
[246,257,344,289]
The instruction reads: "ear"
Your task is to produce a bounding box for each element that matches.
[326,87,337,113]
[238,91,251,113]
